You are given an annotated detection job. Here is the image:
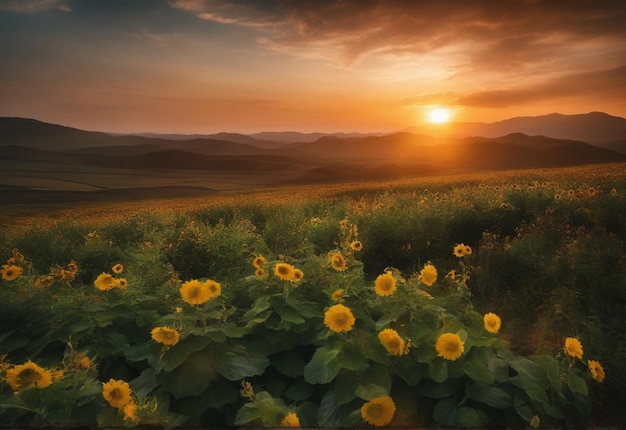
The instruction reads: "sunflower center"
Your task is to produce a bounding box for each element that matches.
[334,314,348,326]
[109,388,123,400]
[446,342,459,353]
[18,368,41,386]
[188,287,200,299]
[367,403,383,418]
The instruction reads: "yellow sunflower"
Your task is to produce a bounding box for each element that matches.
[179,279,211,305]
[280,411,300,427]
[115,278,128,289]
[330,253,347,272]
[292,269,304,282]
[588,360,605,383]
[252,255,266,269]
[5,361,53,391]
[324,304,356,333]
[123,401,138,422]
[483,312,501,334]
[564,337,583,359]
[463,245,472,255]
[102,378,133,409]
[112,263,124,274]
[361,396,396,427]
[331,289,344,301]
[151,327,180,346]
[350,240,363,252]
[204,279,222,298]
[453,244,466,258]
[255,268,267,280]
[374,271,396,297]
[378,328,407,356]
[435,333,465,361]
[420,263,438,287]
[94,273,116,291]
[274,263,296,281]
[1,264,23,281]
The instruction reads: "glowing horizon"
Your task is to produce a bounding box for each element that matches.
[1,1,625,134]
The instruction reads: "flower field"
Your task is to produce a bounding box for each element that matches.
[1,163,625,428]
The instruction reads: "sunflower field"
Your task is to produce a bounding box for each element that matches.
[0,164,625,428]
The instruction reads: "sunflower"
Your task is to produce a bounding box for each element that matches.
[330,253,347,272]
[378,328,407,356]
[292,269,304,282]
[483,312,501,334]
[5,361,53,391]
[274,263,296,281]
[115,278,128,289]
[374,271,396,297]
[179,279,211,305]
[123,401,138,422]
[420,263,438,287]
[588,360,605,382]
[255,268,267,280]
[112,263,124,274]
[435,333,465,361]
[331,289,344,301]
[94,272,117,291]
[35,275,54,288]
[151,327,180,346]
[361,396,396,427]
[324,304,356,333]
[102,378,133,409]
[564,337,583,359]
[463,245,472,255]
[204,279,222,298]
[252,255,266,269]
[280,412,300,427]
[453,244,466,258]
[350,240,363,251]
[1,264,23,281]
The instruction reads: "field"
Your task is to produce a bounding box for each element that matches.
[1,163,625,428]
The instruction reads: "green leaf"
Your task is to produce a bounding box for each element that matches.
[234,403,261,426]
[162,350,218,398]
[429,359,448,383]
[244,295,272,320]
[355,364,391,400]
[335,372,358,405]
[285,378,314,402]
[532,354,562,392]
[274,303,306,324]
[458,406,489,427]
[433,398,459,426]
[419,379,456,399]
[272,350,305,377]
[304,342,343,384]
[159,334,213,372]
[467,383,512,409]
[464,351,495,387]
[568,375,589,396]
[216,345,269,381]
[317,390,341,427]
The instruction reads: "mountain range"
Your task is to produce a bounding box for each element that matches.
[1,112,625,202]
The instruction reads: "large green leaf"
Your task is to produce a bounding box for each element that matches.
[285,378,314,402]
[234,403,261,426]
[464,350,495,387]
[467,383,512,409]
[216,345,269,381]
[429,359,448,383]
[159,334,213,372]
[355,364,391,400]
[272,349,305,377]
[567,375,588,396]
[304,342,343,384]
[317,390,341,427]
[162,350,218,398]
[433,398,459,426]
[458,406,489,427]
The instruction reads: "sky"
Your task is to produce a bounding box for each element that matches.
[1,0,625,134]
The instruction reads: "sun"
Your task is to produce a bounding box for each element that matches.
[427,108,451,124]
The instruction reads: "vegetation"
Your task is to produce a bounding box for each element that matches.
[0,163,624,427]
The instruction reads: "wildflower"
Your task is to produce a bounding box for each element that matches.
[1,264,22,281]
[123,401,138,422]
[255,268,267,280]
[435,333,465,361]
[240,380,254,398]
[374,271,396,297]
[361,396,396,427]
[6,361,53,391]
[35,275,54,288]
[378,328,407,356]
[112,263,124,274]
[447,269,457,280]
[453,244,466,258]
[94,273,117,291]
[151,327,180,346]
[116,278,128,289]
[330,253,347,272]
[420,263,437,287]
[483,312,502,334]
[281,412,300,427]
[463,245,472,255]
[292,269,304,282]
[78,356,91,369]
[331,289,344,301]
[339,218,349,229]
[529,415,540,428]
[588,360,605,382]
[175,307,183,313]
[204,279,221,298]
[179,279,211,305]
[274,263,296,281]
[564,337,583,359]
[252,255,266,269]
[102,378,133,409]
[324,304,356,333]
[350,240,363,251]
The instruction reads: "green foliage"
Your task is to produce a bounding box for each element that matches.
[1,165,624,427]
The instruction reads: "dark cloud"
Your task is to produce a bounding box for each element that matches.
[457,65,626,108]
[0,0,70,13]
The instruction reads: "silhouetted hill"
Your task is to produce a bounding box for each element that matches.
[251,131,387,144]
[409,112,626,144]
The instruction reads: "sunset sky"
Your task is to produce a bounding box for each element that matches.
[1,0,625,134]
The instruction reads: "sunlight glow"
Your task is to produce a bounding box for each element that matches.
[428,108,451,124]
